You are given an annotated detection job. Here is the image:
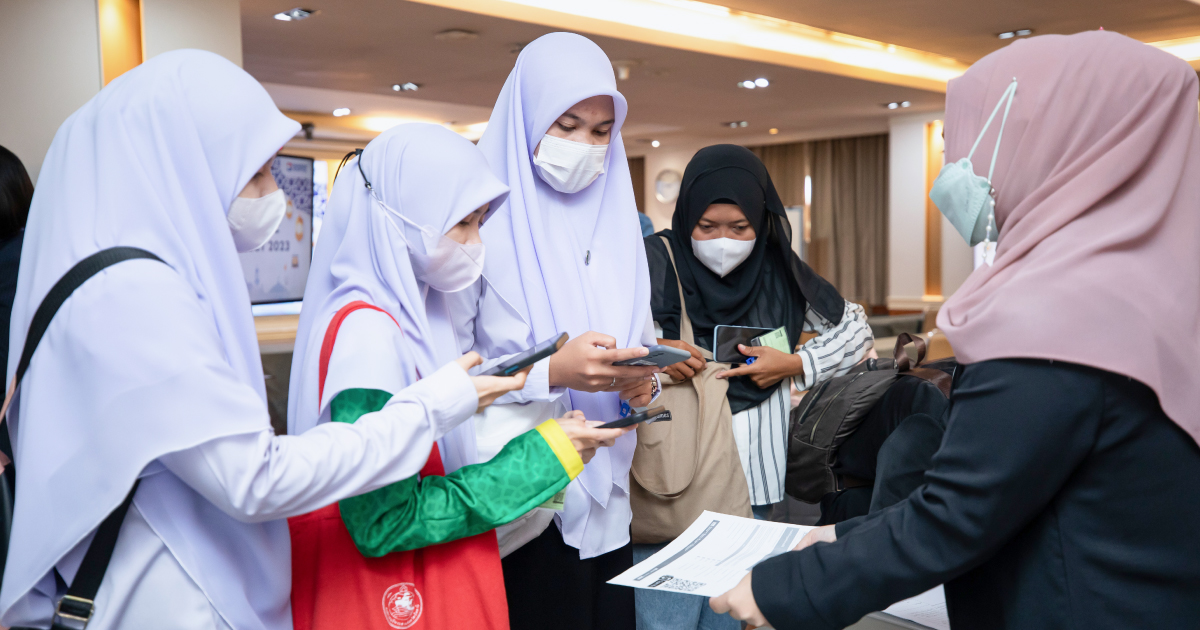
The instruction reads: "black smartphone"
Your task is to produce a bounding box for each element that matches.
[612,344,692,368]
[480,332,569,376]
[713,325,774,363]
[598,406,671,429]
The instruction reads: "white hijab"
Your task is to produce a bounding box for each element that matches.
[288,124,508,473]
[474,33,653,545]
[0,51,299,629]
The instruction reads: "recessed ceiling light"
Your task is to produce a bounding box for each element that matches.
[651,140,661,148]
[274,7,316,21]
[392,82,420,92]
[754,78,770,88]
[997,28,1034,40]
[900,101,911,108]
[769,128,779,135]
[886,102,899,109]
[739,80,756,89]
[434,28,479,41]
[332,108,351,117]
[723,121,749,128]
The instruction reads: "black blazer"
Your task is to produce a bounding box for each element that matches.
[752,359,1200,630]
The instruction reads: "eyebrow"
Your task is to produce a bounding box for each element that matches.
[560,113,616,127]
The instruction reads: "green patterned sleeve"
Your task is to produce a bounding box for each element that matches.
[331,388,573,557]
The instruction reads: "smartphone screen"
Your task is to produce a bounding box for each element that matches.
[480,332,569,376]
[597,407,671,429]
[714,326,774,363]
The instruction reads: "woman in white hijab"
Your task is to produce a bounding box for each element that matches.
[286,123,630,628]
[450,32,659,630]
[0,51,523,630]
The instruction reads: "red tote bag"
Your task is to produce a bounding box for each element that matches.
[289,301,509,630]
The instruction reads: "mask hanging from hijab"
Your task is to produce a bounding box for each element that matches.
[227,188,287,252]
[532,134,608,193]
[691,236,755,277]
[368,185,486,293]
[930,78,1017,265]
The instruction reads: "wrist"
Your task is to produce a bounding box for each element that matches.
[789,352,805,378]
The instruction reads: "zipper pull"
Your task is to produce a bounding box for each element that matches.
[585,250,591,265]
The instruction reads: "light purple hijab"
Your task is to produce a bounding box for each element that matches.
[938,31,1200,445]
[288,123,509,473]
[475,33,652,531]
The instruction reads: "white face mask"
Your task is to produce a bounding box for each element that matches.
[691,237,755,277]
[373,194,486,293]
[227,188,287,252]
[532,134,608,194]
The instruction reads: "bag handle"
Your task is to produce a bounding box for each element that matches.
[893,332,953,398]
[316,300,443,478]
[659,236,710,359]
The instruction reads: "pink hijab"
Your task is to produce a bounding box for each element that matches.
[937,30,1200,445]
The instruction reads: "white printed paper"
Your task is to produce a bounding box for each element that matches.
[871,585,949,630]
[608,511,813,598]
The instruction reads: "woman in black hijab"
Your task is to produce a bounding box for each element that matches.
[637,145,873,630]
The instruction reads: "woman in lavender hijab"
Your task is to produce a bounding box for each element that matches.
[446,32,661,629]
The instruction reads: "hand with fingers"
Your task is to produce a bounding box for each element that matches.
[656,338,706,382]
[548,331,660,393]
[619,379,656,409]
[455,351,531,413]
[709,573,768,628]
[715,344,804,389]
[551,410,635,463]
[793,524,837,551]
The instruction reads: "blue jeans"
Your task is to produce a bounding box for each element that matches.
[633,543,740,630]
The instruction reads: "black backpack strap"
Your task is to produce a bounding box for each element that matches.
[0,247,164,630]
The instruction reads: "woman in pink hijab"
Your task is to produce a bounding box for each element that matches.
[710,31,1200,630]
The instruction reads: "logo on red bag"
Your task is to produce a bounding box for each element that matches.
[381,582,423,629]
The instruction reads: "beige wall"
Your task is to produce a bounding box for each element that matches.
[141,0,243,66]
[0,0,104,182]
[0,0,245,184]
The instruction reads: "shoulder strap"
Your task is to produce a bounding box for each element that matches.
[0,247,164,630]
[659,236,705,355]
[315,301,443,477]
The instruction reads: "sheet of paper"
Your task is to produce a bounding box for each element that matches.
[753,326,791,354]
[608,511,813,598]
[871,585,949,630]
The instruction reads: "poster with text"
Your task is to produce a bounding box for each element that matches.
[239,155,313,304]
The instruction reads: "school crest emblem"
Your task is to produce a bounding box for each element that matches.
[381,582,423,629]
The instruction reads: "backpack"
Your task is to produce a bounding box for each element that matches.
[785,333,954,504]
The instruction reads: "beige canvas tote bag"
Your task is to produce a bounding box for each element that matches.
[630,237,752,544]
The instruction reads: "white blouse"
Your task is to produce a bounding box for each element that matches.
[7,361,477,630]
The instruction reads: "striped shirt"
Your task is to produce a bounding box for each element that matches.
[733,299,874,505]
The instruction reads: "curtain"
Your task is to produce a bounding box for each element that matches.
[750,135,888,309]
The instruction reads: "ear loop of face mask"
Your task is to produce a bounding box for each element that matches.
[351,149,538,337]
[970,79,1017,267]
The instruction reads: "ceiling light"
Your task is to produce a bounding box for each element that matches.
[769,128,779,135]
[1150,34,1200,62]
[332,108,351,117]
[274,7,315,21]
[739,80,756,89]
[651,140,660,148]
[754,78,769,87]
[997,29,1034,40]
[901,101,911,107]
[406,0,969,91]
[723,121,749,128]
[392,82,420,92]
[434,28,479,41]
[886,102,899,109]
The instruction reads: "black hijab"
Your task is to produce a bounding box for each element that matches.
[646,144,844,413]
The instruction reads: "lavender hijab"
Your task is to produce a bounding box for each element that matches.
[474,33,652,552]
[0,51,299,628]
[288,124,508,473]
[937,31,1200,444]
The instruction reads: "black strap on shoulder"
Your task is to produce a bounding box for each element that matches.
[0,247,164,630]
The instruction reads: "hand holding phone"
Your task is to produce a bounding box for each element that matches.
[612,344,691,368]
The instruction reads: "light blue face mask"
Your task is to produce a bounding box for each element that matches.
[929,79,1018,248]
